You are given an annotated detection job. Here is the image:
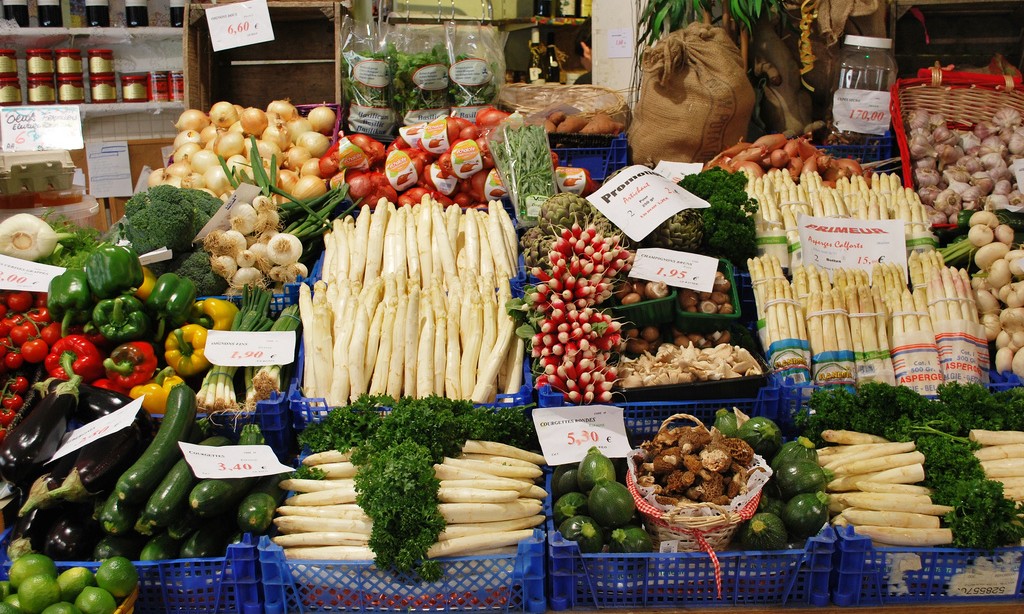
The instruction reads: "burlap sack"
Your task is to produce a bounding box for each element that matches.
[629,23,755,165]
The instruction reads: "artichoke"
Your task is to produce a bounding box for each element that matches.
[643,209,704,252]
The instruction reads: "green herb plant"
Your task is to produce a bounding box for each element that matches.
[679,168,759,266]
[391,42,451,123]
[490,120,556,224]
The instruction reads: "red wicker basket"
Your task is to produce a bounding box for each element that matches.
[892,66,1024,188]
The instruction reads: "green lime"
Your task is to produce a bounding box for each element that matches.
[73,587,116,614]
[16,574,62,614]
[57,568,96,604]
[94,557,137,600]
[0,601,20,614]
[42,603,83,614]
[4,594,20,609]
[9,554,58,589]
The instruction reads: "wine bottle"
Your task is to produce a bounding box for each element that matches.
[3,0,30,27]
[528,29,546,84]
[37,0,63,27]
[545,33,561,85]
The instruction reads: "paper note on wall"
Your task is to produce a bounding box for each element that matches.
[86,140,133,198]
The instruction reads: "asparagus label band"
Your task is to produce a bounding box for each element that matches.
[891,331,943,395]
[766,338,811,383]
[935,323,990,385]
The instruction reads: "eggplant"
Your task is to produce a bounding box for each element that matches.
[0,376,81,487]
[17,450,79,516]
[75,383,136,423]
[7,505,67,560]
[43,506,101,561]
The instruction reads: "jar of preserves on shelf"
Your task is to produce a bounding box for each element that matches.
[148,71,169,102]
[90,75,117,103]
[57,75,85,104]
[121,74,149,102]
[87,49,115,77]
[0,50,17,79]
[27,76,56,105]
[0,77,22,106]
[169,71,184,102]
[55,49,83,77]
[26,49,55,77]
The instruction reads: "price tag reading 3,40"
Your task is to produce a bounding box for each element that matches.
[179,442,293,479]
[205,330,296,367]
[0,254,65,292]
[630,248,719,293]
[205,0,275,52]
[532,405,631,465]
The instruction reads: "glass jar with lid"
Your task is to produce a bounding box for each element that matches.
[831,35,898,143]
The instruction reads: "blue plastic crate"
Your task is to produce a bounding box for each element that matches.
[253,389,297,461]
[257,531,547,614]
[535,382,782,442]
[832,525,1024,606]
[818,132,894,164]
[544,473,834,609]
[733,270,756,325]
[550,134,628,183]
[287,340,535,431]
[0,530,259,614]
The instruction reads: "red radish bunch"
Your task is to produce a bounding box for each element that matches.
[524,224,631,404]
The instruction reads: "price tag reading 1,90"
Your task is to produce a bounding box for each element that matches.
[532,405,632,465]
[205,0,275,52]
[204,330,296,367]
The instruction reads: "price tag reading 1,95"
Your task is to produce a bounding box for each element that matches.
[204,330,296,367]
[630,248,719,293]
[205,0,275,52]
[178,442,294,479]
[0,254,66,292]
[532,405,632,465]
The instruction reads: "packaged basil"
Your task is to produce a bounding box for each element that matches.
[392,24,451,126]
[341,15,397,135]
[445,21,507,122]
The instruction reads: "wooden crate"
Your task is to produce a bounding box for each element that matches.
[184,0,343,111]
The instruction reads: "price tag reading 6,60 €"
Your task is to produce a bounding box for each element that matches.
[205,330,297,367]
[205,0,276,52]
[532,405,631,465]
[179,442,293,479]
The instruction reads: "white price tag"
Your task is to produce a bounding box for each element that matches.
[948,569,1019,597]
[179,442,293,479]
[1009,160,1024,212]
[587,165,709,242]
[205,0,275,52]
[205,330,296,367]
[139,248,172,265]
[193,183,262,243]
[0,254,66,292]
[49,397,143,462]
[630,248,719,293]
[532,405,631,466]
[1,105,83,152]
[659,540,679,553]
[797,215,907,281]
[652,161,704,184]
[832,89,891,136]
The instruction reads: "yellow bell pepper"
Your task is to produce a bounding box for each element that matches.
[164,324,211,377]
[191,297,239,331]
[130,367,185,414]
[134,266,157,301]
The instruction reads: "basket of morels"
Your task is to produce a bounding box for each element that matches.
[626,413,771,550]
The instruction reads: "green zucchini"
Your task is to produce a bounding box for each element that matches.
[139,532,182,561]
[98,493,141,535]
[135,435,231,535]
[576,447,615,493]
[236,474,285,534]
[189,425,264,518]
[179,522,233,558]
[553,492,588,526]
[114,385,198,504]
[93,533,148,560]
[608,525,652,553]
[770,437,818,472]
[775,460,833,500]
[782,491,830,540]
[167,510,199,541]
[713,408,739,437]
[551,464,580,500]
[738,512,788,550]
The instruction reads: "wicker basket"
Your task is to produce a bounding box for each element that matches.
[114,586,139,614]
[893,67,1024,188]
[498,83,628,125]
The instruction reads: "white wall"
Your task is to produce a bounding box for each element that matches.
[591,0,638,101]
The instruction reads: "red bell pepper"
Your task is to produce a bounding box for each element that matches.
[45,335,105,382]
[102,341,158,392]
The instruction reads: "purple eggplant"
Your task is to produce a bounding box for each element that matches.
[0,371,81,487]
[75,384,137,423]
[43,506,101,561]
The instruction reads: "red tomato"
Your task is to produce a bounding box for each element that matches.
[9,376,28,394]
[2,395,22,412]
[10,323,34,346]
[20,338,48,364]
[4,352,22,370]
[6,292,32,313]
[0,305,8,319]
[26,307,49,324]
[33,293,46,308]
[39,322,60,346]
[0,409,14,427]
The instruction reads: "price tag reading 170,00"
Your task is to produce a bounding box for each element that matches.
[205,0,275,52]
[0,254,66,292]
[179,442,294,479]
[204,330,296,367]
[532,405,632,465]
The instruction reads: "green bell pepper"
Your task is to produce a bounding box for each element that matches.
[48,269,93,336]
[85,243,144,299]
[92,295,150,343]
[145,273,197,340]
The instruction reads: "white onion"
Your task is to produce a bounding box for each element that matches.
[300,158,322,177]
[188,149,220,174]
[180,172,206,190]
[262,125,290,151]
[175,109,210,132]
[161,175,182,188]
[267,99,298,121]
[147,168,166,187]
[209,101,239,129]
[277,169,299,193]
[173,143,202,165]
[228,120,244,134]
[240,107,269,136]
[255,139,282,161]
[200,124,219,145]
[296,131,329,158]
[306,106,336,135]
[292,175,327,200]
[215,131,246,158]
[174,129,203,149]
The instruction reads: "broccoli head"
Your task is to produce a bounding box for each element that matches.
[124,198,196,254]
[170,249,228,297]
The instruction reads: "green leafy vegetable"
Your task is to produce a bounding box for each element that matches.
[297,395,387,454]
[490,121,556,223]
[37,215,101,270]
[678,168,758,266]
[392,42,450,123]
[292,466,325,481]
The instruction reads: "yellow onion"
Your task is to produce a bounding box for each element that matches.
[277,169,299,193]
[267,99,298,121]
[286,117,313,143]
[284,145,311,171]
[306,105,336,135]
[165,161,192,178]
[147,168,166,187]
[173,129,202,149]
[180,172,206,190]
[300,158,322,177]
[209,101,239,128]
[228,120,244,134]
[292,175,327,200]
[173,142,202,164]
[174,109,210,132]
[188,149,220,175]
[225,154,248,175]
[200,124,219,145]
[161,175,182,188]
[262,125,290,151]
[255,139,281,161]
[215,131,246,158]
[296,131,330,158]
[204,166,232,194]
[240,107,269,136]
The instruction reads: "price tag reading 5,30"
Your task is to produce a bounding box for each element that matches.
[630,248,719,293]
[205,0,275,52]
[179,442,293,479]
[0,254,65,292]
[532,405,631,465]
[205,330,296,367]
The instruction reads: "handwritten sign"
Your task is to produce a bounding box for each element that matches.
[1,105,83,152]
[797,215,907,281]
[205,330,296,367]
[205,0,275,52]
[652,161,704,183]
[179,442,293,479]
[630,248,719,293]
[0,254,66,292]
[606,28,633,59]
[532,405,631,465]
[50,397,143,462]
[193,183,261,242]
[86,140,133,198]
[832,89,891,136]
[587,165,709,242]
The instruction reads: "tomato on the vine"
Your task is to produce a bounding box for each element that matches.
[0,407,16,426]
[4,353,23,370]
[33,293,46,308]
[39,322,61,346]
[20,339,48,364]
[10,323,35,346]
[9,376,28,394]
[1,395,23,412]
[26,307,49,324]
[6,292,32,313]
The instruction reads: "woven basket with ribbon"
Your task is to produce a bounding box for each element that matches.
[626,413,772,597]
[893,66,1024,188]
